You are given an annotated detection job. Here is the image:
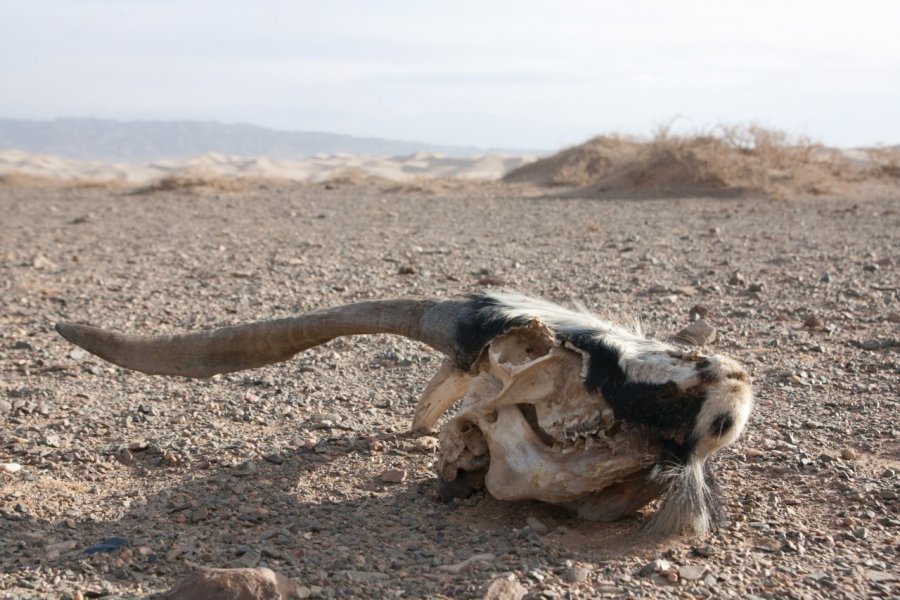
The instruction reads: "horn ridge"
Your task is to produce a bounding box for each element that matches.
[56,297,470,378]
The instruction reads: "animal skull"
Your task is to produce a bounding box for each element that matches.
[55,291,752,536]
[417,321,661,519]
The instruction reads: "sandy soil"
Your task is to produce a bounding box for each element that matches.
[1,181,898,599]
[0,150,536,186]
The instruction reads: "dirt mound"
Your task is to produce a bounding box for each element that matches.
[504,126,900,198]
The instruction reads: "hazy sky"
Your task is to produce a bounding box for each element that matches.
[2,1,899,150]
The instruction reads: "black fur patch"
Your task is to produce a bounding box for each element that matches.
[454,294,532,370]
[710,413,734,438]
[568,332,705,435]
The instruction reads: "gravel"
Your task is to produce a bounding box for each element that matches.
[1,181,898,598]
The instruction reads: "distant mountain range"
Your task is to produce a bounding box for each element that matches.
[0,118,538,162]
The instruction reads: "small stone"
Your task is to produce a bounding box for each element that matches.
[672,285,697,296]
[840,448,858,460]
[44,434,61,448]
[879,489,897,500]
[69,349,87,361]
[747,282,764,293]
[887,312,900,323]
[729,271,745,285]
[483,577,527,600]
[83,537,128,555]
[263,453,284,465]
[525,516,549,535]
[232,549,262,568]
[562,566,590,584]
[413,436,439,452]
[32,254,59,271]
[689,305,710,320]
[381,468,407,483]
[647,284,669,294]
[191,506,209,523]
[234,461,257,476]
[671,319,716,346]
[678,565,708,581]
[438,553,495,574]
[853,527,868,539]
[804,314,824,330]
[639,558,671,576]
[398,265,416,275]
[161,567,305,600]
[0,462,22,474]
[116,449,135,466]
[161,452,178,466]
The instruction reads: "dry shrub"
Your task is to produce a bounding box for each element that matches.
[505,125,894,199]
[130,174,251,195]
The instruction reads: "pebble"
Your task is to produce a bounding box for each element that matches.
[234,461,257,476]
[44,434,61,448]
[161,567,305,600]
[561,565,590,584]
[414,436,439,452]
[678,565,708,581]
[840,448,858,460]
[381,468,407,483]
[729,271,746,285]
[525,516,549,535]
[263,453,284,465]
[231,549,262,568]
[438,553,495,574]
[0,462,22,474]
[191,506,209,522]
[639,558,672,576]
[672,319,716,346]
[483,577,527,600]
[853,527,869,539]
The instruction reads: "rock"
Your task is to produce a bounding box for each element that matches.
[161,567,305,600]
[729,271,745,285]
[83,537,128,555]
[840,448,858,460]
[483,577,527,600]
[689,305,710,320]
[232,549,262,568]
[647,284,669,294]
[191,506,209,522]
[381,468,407,483]
[0,462,22,474]
[561,565,591,584]
[887,312,900,323]
[31,254,59,271]
[853,527,868,539]
[678,565,708,581]
[525,516,549,535]
[263,453,284,465]
[638,558,672,576]
[672,285,697,296]
[438,553,495,574]
[671,319,716,346]
[44,434,61,448]
[44,540,78,559]
[234,461,258,476]
[116,449,135,466]
[804,314,824,330]
[413,436,439,452]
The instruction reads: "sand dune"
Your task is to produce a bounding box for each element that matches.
[0,149,538,186]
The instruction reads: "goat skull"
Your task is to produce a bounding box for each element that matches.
[56,291,752,536]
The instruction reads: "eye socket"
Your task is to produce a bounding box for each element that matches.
[710,414,734,438]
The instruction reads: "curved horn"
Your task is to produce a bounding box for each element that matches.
[56,297,471,378]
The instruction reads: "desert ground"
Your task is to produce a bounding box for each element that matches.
[1,159,898,599]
